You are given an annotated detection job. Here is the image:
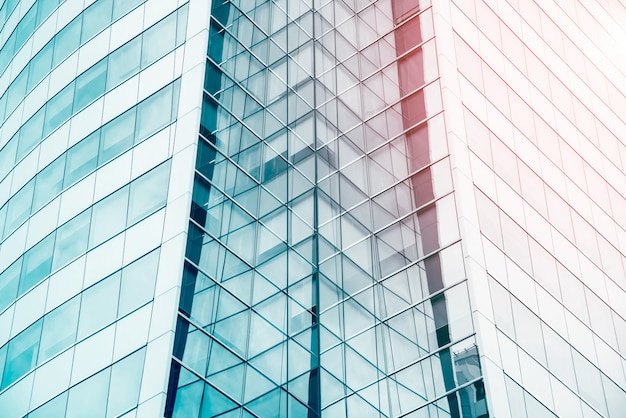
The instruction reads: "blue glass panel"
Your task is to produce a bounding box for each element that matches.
[0,258,20,311]
[99,109,136,165]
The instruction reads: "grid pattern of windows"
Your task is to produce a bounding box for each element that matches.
[440,0,626,417]
[0,0,195,417]
[165,1,489,417]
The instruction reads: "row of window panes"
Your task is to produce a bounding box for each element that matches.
[0,79,180,242]
[24,347,146,418]
[0,249,158,391]
[0,3,188,182]
[0,0,146,127]
[0,0,63,75]
[0,160,171,316]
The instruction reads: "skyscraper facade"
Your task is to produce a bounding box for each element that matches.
[0,1,624,418]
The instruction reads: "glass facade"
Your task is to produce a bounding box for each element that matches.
[0,0,624,417]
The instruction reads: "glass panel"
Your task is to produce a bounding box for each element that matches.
[28,392,68,418]
[118,250,159,316]
[52,210,91,270]
[5,180,34,233]
[99,109,136,165]
[1,319,42,389]
[74,59,107,110]
[52,17,82,66]
[77,273,121,339]
[17,106,45,160]
[0,259,21,311]
[38,296,80,362]
[127,162,170,225]
[81,0,113,42]
[89,186,129,247]
[28,41,54,90]
[107,37,141,88]
[140,12,176,67]
[33,156,65,211]
[64,131,100,186]
[106,348,146,418]
[66,368,111,418]
[19,234,55,294]
[135,84,172,140]
[113,0,143,19]
[43,82,75,136]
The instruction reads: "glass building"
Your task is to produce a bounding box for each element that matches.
[0,0,624,417]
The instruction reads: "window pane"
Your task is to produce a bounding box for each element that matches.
[106,348,145,418]
[0,259,21,311]
[77,273,120,339]
[38,296,80,362]
[74,59,107,110]
[5,180,34,233]
[33,156,65,211]
[89,186,129,247]
[64,131,99,187]
[66,368,111,418]
[99,109,136,164]
[17,106,45,160]
[1,319,42,390]
[113,0,142,19]
[81,0,113,42]
[6,69,27,116]
[53,17,82,66]
[107,37,141,88]
[29,392,68,418]
[43,82,75,136]
[28,40,54,90]
[141,12,176,67]
[19,234,55,294]
[118,250,159,316]
[52,210,91,270]
[127,162,170,225]
[135,84,172,140]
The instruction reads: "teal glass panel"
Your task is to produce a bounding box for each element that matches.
[38,296,80,362]
[105,348,146,418]
[127,162,170,225]
[52,210,91,270]
[99,109,136,165]
[1,319,42,390]
[118,249,159,316]
[19,233,54,294]
[107,37,141,89]
[80,0,113,42]
[28,392,68,418]
[89,186,129,247]
[52,17,82,66]
[4,180,34,233]
[43,82,75,136]
[74,59,108,110]
[0,259,21,311]
[77,273,121,339]
[33,156,65,211]
[66,368,111,418]
[64,131,100,187]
